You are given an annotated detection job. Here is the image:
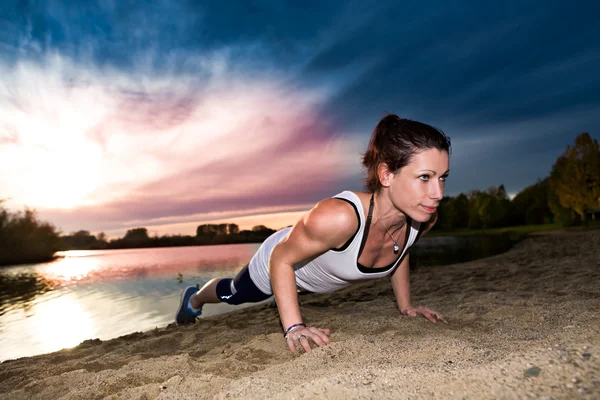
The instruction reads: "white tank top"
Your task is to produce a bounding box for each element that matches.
[248,191,422,294]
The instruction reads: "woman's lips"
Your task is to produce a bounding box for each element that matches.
[421,205,437,213]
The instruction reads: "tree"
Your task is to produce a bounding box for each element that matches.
[196,224,215,237]
[511,179,552,225]
[196,223,228,236]
[483,185,512,227]
[467,190,484,229]
[123,228,149,241]
[70,230,96,247]
[549,132,600,222]
[216,224,227,235]
[547,185,574,225]
[435,197,454,230]
[467,186,511,229]
[227,223,239,235]
[452,193,470,228]
[0,203,61,266]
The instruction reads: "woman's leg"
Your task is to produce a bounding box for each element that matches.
[189,278,221,309]
[176,265,271,325]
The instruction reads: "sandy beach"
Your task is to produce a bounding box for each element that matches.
[1,230,598,399]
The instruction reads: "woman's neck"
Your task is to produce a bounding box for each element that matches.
[373,192,407,230]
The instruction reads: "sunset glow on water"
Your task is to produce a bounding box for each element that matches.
[0,244,260,362]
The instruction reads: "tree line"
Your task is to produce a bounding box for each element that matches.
[434,132,599,230]
[433,182,551,230]
[59,224,277,251]
[1,132,598,266]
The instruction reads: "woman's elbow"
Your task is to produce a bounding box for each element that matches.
[268,244,287,274]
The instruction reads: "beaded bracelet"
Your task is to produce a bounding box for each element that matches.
[283,323,305,338]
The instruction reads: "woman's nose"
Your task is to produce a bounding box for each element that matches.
[430,181,443,200]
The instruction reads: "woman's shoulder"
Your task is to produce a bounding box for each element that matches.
[302,192,365,238]
[326,190,371,216]
[331,190,371,205]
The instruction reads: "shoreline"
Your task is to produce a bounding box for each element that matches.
[4,223,590,268]
[1,230,598,399]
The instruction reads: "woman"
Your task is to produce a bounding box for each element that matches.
[176,113,451,353]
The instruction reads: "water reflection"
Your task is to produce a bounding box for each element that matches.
[27,294,96,355]
[410,233,521,269]
[0,273,56,316]
[0,244,259,362]
[43,255,101,282]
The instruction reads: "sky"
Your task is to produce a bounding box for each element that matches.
[1,1,599,238]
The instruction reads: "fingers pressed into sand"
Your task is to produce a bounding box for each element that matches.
[317,327,332,335]
[284,326,333,353]
[434,312,448,324]
[424,311,437,323]
[307,326,331,346]
[299,336,312,352]
[286,336,297,352]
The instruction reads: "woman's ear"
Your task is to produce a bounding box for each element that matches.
[377,163,394,188]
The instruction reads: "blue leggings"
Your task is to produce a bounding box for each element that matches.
[215,265,272,305]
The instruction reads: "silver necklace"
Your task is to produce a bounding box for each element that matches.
[379,218,401,253]
[374,198,405,254]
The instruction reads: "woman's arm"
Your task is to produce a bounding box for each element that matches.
[390,213,437,312]
[390,213,447,323]
[269,198,357,352]
[390,254,412,312]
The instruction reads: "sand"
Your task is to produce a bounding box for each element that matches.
[1,230,599,399]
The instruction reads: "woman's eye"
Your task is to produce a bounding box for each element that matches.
[419,175,429,181]
[440,175,448,181]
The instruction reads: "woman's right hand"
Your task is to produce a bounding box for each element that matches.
[285,326,331,352]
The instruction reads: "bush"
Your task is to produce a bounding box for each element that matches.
[0,204,61,266]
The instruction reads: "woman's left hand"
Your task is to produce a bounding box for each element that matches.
[401,306,447,323]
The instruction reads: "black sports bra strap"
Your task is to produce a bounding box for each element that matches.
[358,193,374,257]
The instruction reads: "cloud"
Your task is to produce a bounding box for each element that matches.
[299,2,600,131]
[0,49,359,235]
[2,1,599,236]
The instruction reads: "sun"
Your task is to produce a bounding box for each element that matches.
[16,144,103,209]
[4,114,105,210]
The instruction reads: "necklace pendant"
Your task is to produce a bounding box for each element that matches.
[393,242,399,253]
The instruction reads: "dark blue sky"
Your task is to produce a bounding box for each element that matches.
[1,1,599,235]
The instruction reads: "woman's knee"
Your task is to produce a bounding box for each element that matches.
[215,278,238,303]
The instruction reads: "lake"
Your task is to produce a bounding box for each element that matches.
[0,234,519,362]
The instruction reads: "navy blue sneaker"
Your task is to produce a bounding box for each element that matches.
[176,285,202,325]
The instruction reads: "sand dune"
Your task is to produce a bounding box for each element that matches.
[1,230,599,399]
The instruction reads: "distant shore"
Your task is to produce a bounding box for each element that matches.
[1,230,598,399]
[3,223,597,268]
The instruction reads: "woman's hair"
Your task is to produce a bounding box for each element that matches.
[362,113,451,193]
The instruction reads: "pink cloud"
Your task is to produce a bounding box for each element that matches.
[1,53,361,236]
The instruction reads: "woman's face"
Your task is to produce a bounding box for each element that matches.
[388,148,450,222]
